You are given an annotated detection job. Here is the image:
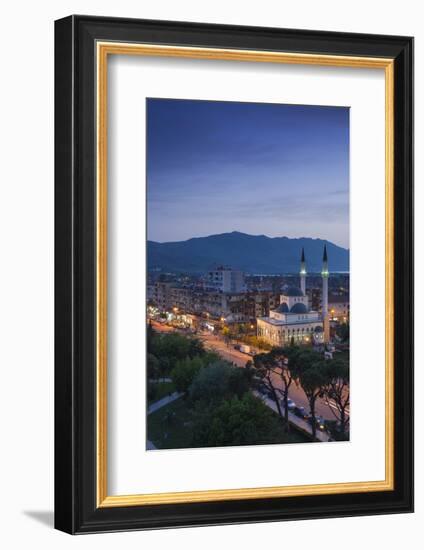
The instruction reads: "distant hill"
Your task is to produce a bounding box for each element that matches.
[147,232,349,274]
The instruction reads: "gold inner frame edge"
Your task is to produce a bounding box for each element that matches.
[96,42,395,508]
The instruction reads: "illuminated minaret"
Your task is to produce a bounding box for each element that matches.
[321,245,330,343]
[300,247,306,295]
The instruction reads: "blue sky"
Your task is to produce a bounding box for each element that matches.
[146,98,349,249]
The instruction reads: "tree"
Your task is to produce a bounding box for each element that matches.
[270,347,296,432]
[188,337,205,358]
[240,335,272,351]
[192,394,284,447]
[148,333,205,377]
[222,325,231,345]
[336,322,349,343]
[189,361,250,406]
[158,356,172,380]
[237,323,247,335]
[147,320,155,349]
[147,353,161,380]
[290,349,329,441]
[202,350,221,365]
[323,358,350,435]
[170,356,204,394]
[252,353,283,418]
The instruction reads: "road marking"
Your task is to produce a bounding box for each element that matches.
[327,399,350,416]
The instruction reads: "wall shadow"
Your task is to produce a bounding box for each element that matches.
[23,510,54,528]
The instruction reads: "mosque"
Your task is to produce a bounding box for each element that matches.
[256,247,330,346]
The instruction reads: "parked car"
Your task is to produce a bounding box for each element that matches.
[257,384,268,396]
[281,397,296,410]
[315,416,328,431]
[307,415,328,432]
[293,406,306,418]
[257,384,273,399]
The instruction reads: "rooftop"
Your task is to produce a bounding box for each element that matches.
[259,315,321,326]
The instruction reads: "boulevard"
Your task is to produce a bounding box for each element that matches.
[150,319,348,426]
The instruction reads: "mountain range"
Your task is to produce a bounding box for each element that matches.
[147,232,349,274]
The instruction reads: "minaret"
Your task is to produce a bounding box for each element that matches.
[300,247,306,295]
[321,245,330,343]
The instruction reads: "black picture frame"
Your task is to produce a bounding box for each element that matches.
[55,15,414,534]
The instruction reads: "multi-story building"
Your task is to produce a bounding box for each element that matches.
[306,287,322,312]
[187,290,279,323]
[149,281,173,311]
[147,284,155,304]
[205,266,246,293]
[193,292,243,322]
[170,287,193,312]
[245,292,280,319]
[148,274,285,326]
[328,294,350,322]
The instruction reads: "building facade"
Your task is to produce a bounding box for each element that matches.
[149,281,173,311]
[328,294,350,322]
[257,247,330,346]
[205,266,246,293]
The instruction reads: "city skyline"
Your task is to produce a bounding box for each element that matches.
[147,98,350,248]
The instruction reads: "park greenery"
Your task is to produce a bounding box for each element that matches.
[191,393,286,447]
[147,324,349,448]
[147,326,309,448]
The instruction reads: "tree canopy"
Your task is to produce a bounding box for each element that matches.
[189,361,251,406]
[322,357,350,435]
[192,393,284,447]
[170,356,205,394]
[336,322,350,343]
[147,330,206,378]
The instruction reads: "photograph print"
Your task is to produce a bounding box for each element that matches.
[146,98,350,451]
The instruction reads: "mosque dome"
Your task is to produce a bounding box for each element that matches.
[283,286,304,297]
[290,302,308,314]
[276,302,289,313]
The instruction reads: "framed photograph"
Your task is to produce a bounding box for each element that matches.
[54,15,413,533]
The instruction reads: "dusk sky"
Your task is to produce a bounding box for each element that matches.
[146,98,349,249]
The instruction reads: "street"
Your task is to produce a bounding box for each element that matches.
[198,329,338,420]
[149,320,347,423]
